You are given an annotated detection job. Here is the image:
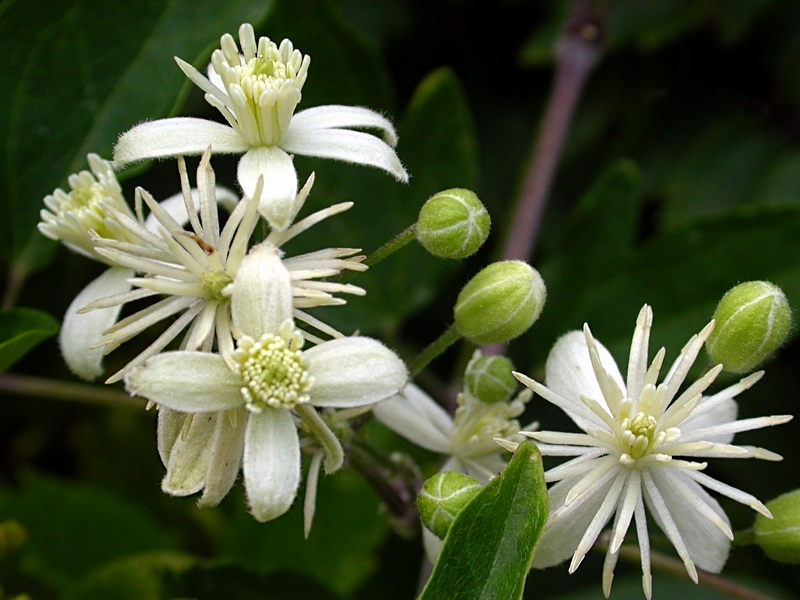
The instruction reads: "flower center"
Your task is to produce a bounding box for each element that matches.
[621,411,658,460]
[235,56,289,102]
[201,271,233,302]
[234,329,312,412]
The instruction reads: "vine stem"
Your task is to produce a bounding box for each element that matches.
[0,373,144,409]
[598,534,774,600]
[408,323,463,378]
[500,0,607,262]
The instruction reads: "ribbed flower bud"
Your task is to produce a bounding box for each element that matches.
[416,188,490,259]
[754,489,800,563]
[705,281,793,373]
[417,471,483,539]
[465,353,517,404]
[454,261,546,345]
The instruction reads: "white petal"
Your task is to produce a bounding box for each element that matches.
[423,526,444,565]
[125,351,243,412]
[372,386,452,453]
[237,146,297,229]
[647,468,731,573]
[199,407,247,507]
[60,267,133,381]
[545,331,624,429]
[290,105,399,146]
[157,407,184,467]
[282,126,408,182]
[144,186,239,233]
[244,408,300,522]
[681,397,738,443]
[230,243,293,338]
[114,118,247,167]
[305,337,408,408]
[162,412,217,496]
[533,473,615,568]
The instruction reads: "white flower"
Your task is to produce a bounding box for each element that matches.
[501,305,792,599]
[82,151,367,383]
[126,246,407,521]
[113,23,408,230]
[37,154,234,380]
[374,380,533,483]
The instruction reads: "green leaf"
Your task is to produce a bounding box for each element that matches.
[0,471,172,590]
[0,308,59,373]
[419,442,548,600]
[0,0,274,271]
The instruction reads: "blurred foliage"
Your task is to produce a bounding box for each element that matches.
[1,0,800,597]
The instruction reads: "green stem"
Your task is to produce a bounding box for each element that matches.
[603,535,773,600]
[409,323,463,378]
[0,373,144,409]
[733,528,755,547]
[2,266,27,310]
[365,224,417,268]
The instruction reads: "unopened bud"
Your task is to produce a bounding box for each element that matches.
[454,261,546,345]
[465,353,517,404]
[416,189,490,259]
[754,489,800,563]
[706,281,792,373]
[417,471,483,539]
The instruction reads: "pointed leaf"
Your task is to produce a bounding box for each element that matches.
[420,442,549,600]
[0,308,59,373]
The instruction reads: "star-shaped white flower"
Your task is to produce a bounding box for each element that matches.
[126,245,407,521]
[499,305,792,599]
[38,153,236,380]
[82,151,367,384]
[113,23,408,230]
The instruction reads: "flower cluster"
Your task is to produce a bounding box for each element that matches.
[40,24,409,526]
[500,305,791,598]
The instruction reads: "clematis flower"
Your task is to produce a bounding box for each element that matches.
[499,305,792,599]
[126,244,407,521]
[37,154,236,380]
[113,23,408,231]
[83,150,367,384]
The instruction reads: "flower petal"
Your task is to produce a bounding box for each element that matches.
[545,331,625,430]
[533,473,615,568]
[144,186,239,233]
[199,407,247,507]
[244,408,300,522]
[282,126,408,182]
[290,105,399,146]
[646,468,731,573]
[60,267,133,381]
[157,407,184,467]
[114,118,247,167]
[681,397,738,444]
[304,337,408,408]
[162,412,217,496]
[237,146,297,230]
[372,385,452,453]
[230,243,293,339]
[126,351,242,412]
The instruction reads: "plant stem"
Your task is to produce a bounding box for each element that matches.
[604,535,773,600]
[0,373,145,409]
[366,224,417,268]
[2,266,27,310]
[500,0,607,261]
[409,323,463,378]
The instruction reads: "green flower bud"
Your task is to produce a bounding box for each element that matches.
[705,281,793,373]
[454,261,546,345]
[417,471,483,539]
[416,188,490,259]
[465,353,517,404]
[754,489,800,563]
